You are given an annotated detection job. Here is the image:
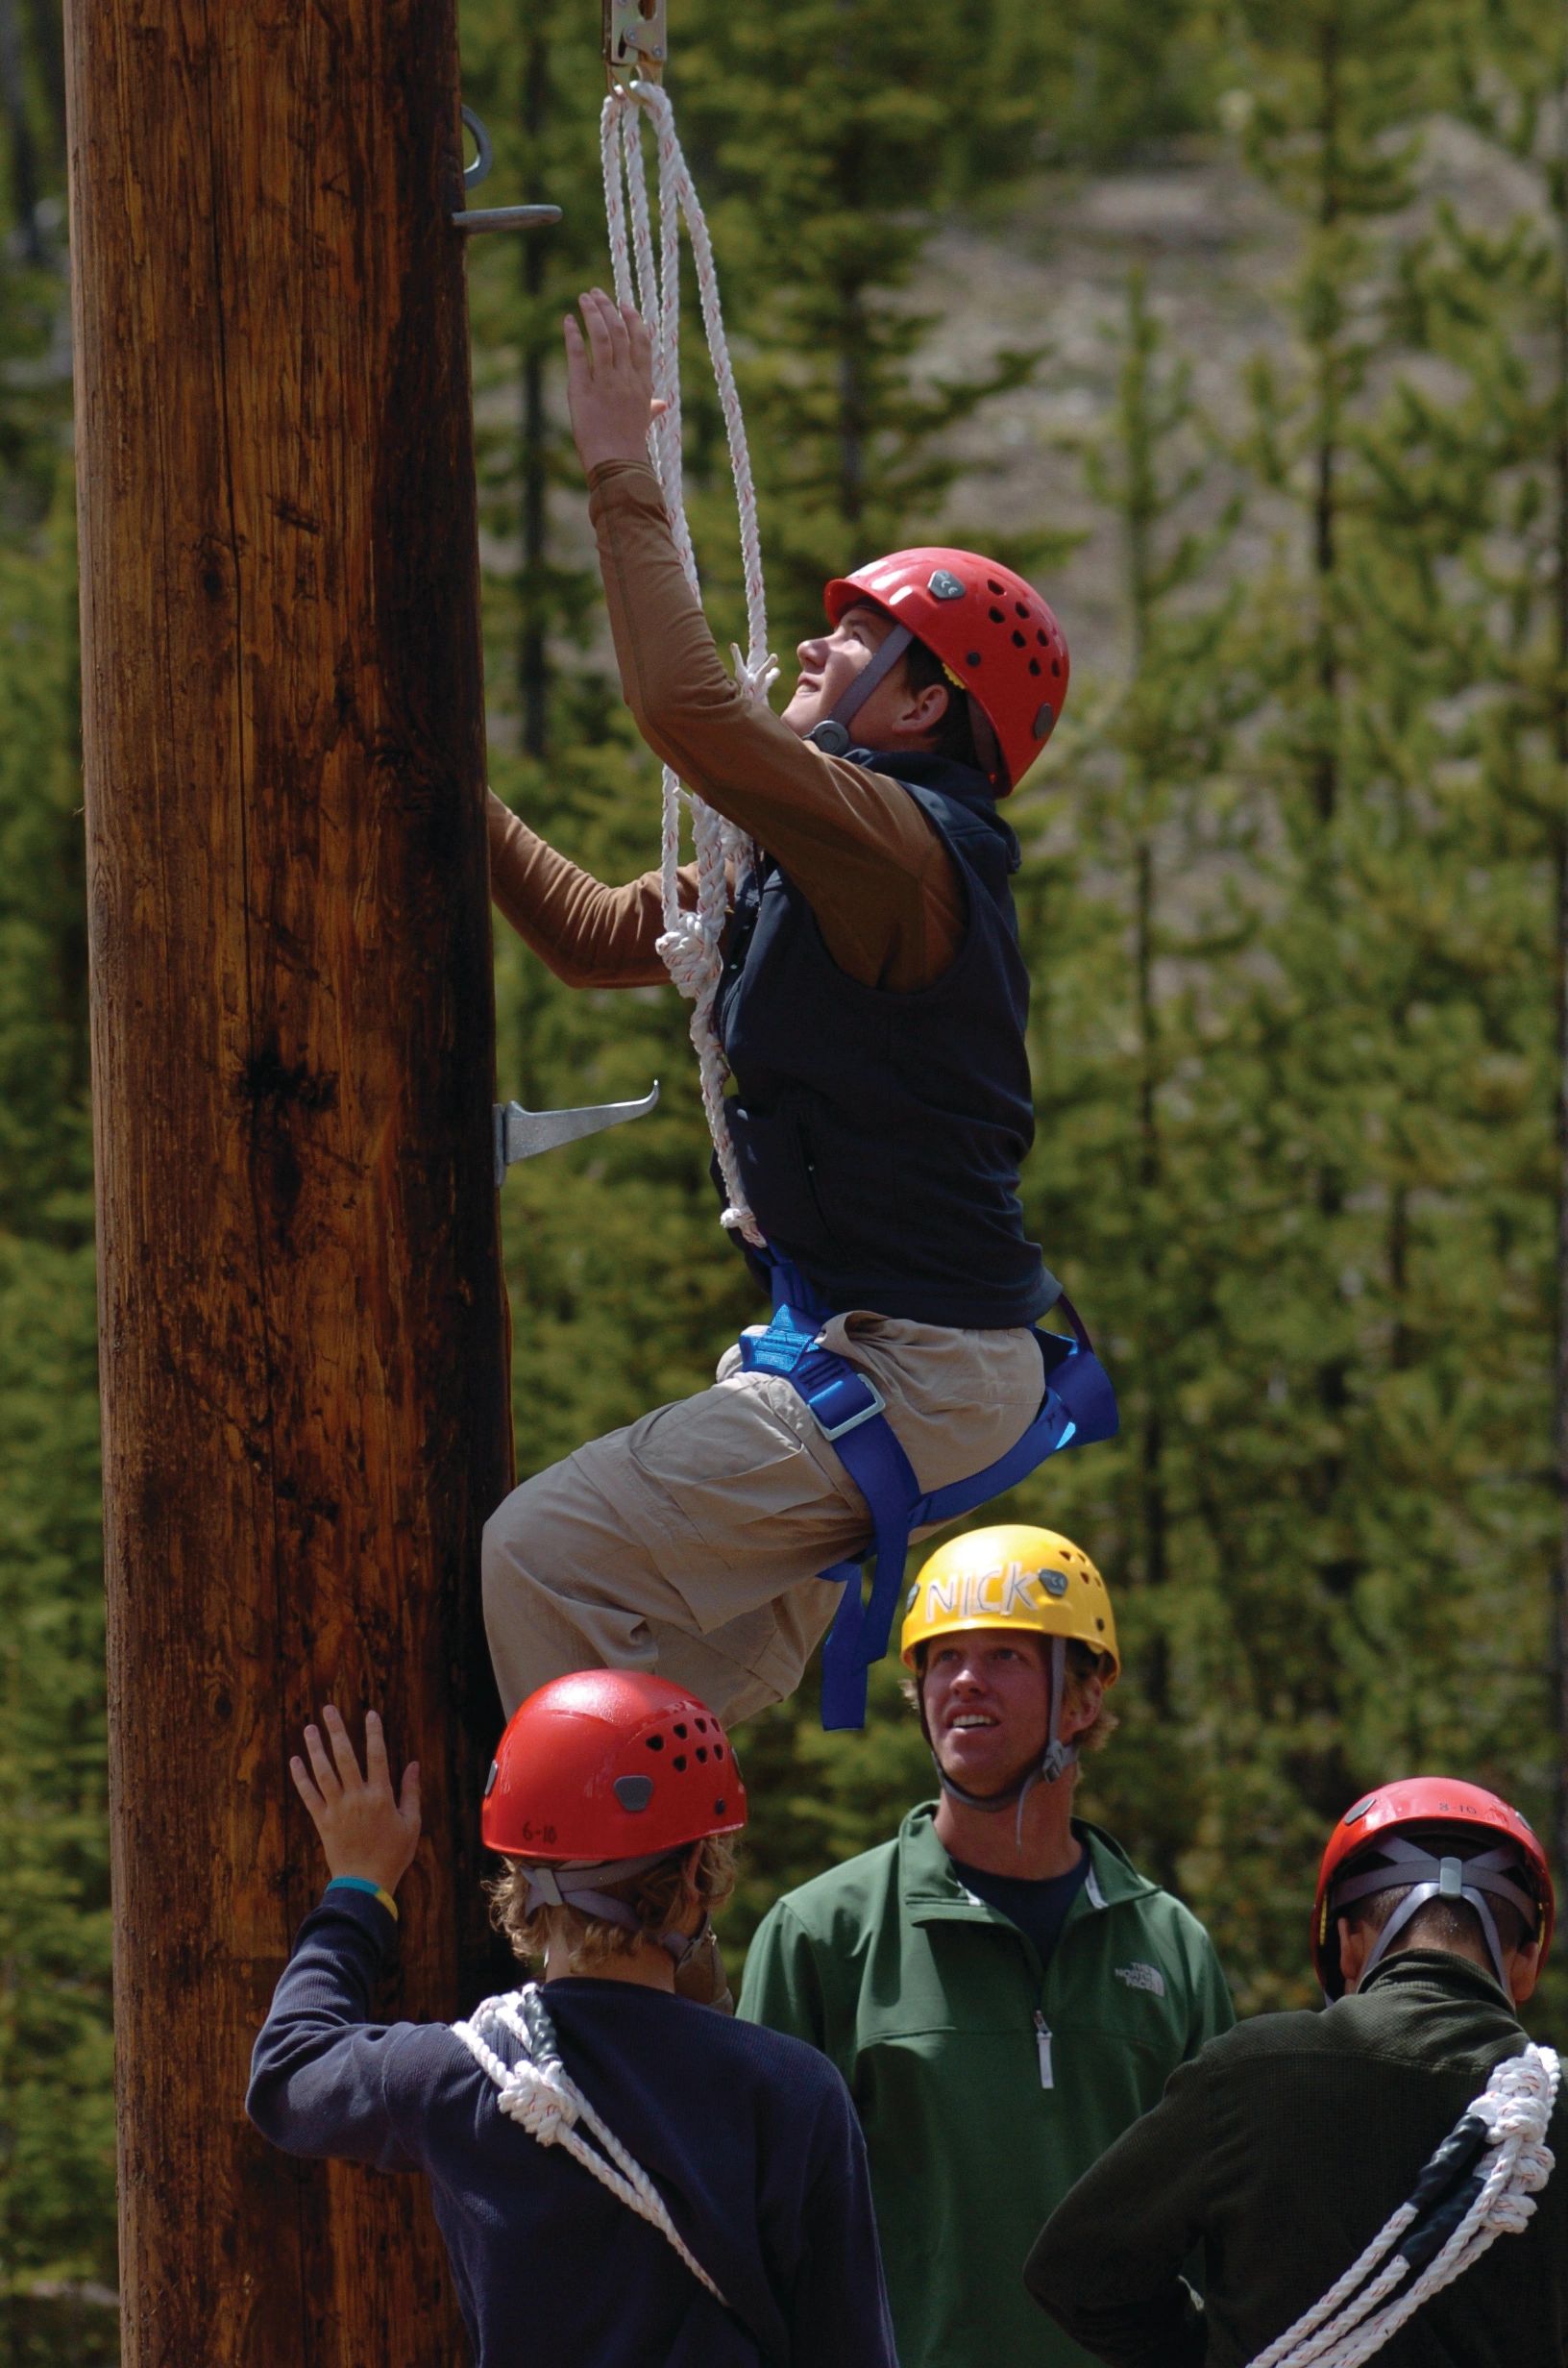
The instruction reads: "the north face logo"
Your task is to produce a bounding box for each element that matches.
[1114,1961,1165,1998]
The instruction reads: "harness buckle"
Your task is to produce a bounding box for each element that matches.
[809,1374,888,1443]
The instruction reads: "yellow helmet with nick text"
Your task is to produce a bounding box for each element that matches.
[899,1521,1119,1680]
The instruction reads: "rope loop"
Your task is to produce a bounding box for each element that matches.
[599,80,770,1248]
[1246,2041,1558,2368]
[453,1986,729,2306]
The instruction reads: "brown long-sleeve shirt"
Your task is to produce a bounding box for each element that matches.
[487,459,965,994]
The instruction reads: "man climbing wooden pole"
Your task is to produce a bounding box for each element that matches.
[63,2,510,2358]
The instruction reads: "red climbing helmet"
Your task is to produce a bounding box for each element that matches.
[824,547,1069,794]
[481,1669,748,1862]
[1311,1776,1555,1999]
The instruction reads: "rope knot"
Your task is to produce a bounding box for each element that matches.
[497,2060,576,2145]
[720,1200,765,1246]
[655,915,719,997]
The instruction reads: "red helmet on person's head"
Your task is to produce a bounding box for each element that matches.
[1311,1776,1555,1999]
[824,547,1068,795]
[480,1669,747,1862]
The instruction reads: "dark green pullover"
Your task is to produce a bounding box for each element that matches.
[1026,1949,1568,2367]
[740,1805,1233,2368]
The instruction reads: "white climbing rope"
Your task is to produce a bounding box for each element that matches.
[453,1984,728,2306]
[600,79,775,1248]
[1246,2041,1559,2368]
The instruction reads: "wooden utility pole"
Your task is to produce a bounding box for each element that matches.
[64,4,511,2359]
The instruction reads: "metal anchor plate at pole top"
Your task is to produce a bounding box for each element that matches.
[604,0,668,84]
[493,1081,659,1188]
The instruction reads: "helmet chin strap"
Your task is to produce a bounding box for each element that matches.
[806,623,915,757]
[522,1851,708,1969]
[923,1636,1077,1850]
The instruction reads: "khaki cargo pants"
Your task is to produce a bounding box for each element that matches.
[481,1312,1046,1727]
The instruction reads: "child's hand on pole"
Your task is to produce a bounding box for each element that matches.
[291,1705,421,1895]
[564,288,668,474]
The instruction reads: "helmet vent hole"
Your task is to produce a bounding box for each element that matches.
[646,1735,665,1751]
[1051,659,1062,677]
[1028,658,1041,677]
[696,1716,708,1731]
[986,578,1004,595]
[1015,601,1029,618]
[714,1798,726,1815]
[714,1741,724,1758]
[674,1723,688,1739]
[697,1745,709,1762]
[673,1753,688,1771]
[967,652,982,667]
[1011,629,1026,648]
[988,604,1005,623]
[1036,629,1049,646]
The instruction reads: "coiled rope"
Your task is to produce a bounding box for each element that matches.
[600,78,773,1248]
[453,1983,728,2306]
[1246,2041,1558,2368]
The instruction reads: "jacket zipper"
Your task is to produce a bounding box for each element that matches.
[1034,2010,1054,2089]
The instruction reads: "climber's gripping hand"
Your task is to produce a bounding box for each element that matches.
[564,288,669,475]
[290,1704,421,1896]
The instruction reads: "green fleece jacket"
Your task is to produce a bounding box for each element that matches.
[1025,1949,1568,2367]
[738,1805,1234,2368]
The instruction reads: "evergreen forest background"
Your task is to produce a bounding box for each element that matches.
[3,0,1568,2354]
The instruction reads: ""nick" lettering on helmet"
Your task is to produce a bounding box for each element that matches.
[921,1560,1066,1620]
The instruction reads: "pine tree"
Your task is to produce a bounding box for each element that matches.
[672,0,1063,656]
[1379,0,1568,1930]
[992,268,1258,1898]
[1173,0,1568,1994]
[0,518,115,2348]
[0,6,117,2350]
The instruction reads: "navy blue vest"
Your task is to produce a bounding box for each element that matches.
[714,752,1057,1328]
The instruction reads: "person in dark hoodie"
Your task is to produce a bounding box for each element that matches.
[479,288,1100,1757]
[247,1673,896,2368]
[1025,1776,1566,2368]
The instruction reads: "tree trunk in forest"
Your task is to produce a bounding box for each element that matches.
[0,0,43,262]
[1551,52,1568,1887]
[64,4,511,2360]
[519,22,551,762]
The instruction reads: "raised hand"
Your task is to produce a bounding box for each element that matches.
[563,288,667,474]
[290,1705,421,1896]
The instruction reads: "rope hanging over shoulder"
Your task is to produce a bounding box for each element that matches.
[600,79,773,1249]
[452,1984,728,2306]
[1246,2040,1558,2368]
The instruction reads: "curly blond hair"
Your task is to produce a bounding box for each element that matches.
[485,1837,738,1973]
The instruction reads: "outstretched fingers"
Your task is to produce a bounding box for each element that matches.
[288,1748,326,1820]
[301,1714,342,1802]
[578,287,616,374]
[322,1701,366,1791]
[561,291,664,471]
[360,1706,393,1796]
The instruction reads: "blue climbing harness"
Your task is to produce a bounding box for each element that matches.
[737,1258,1118,1729]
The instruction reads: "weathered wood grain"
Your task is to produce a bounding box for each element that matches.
[63,3,511,2357]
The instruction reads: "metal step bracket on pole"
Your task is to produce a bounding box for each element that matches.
[453,106,563,234]
[604,0,667,86]
[494,1081,659,1187]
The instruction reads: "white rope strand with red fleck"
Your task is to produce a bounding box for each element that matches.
[1246,2042,1558,2368]
[600,83,772,1246]
[453,1986,727,2305]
